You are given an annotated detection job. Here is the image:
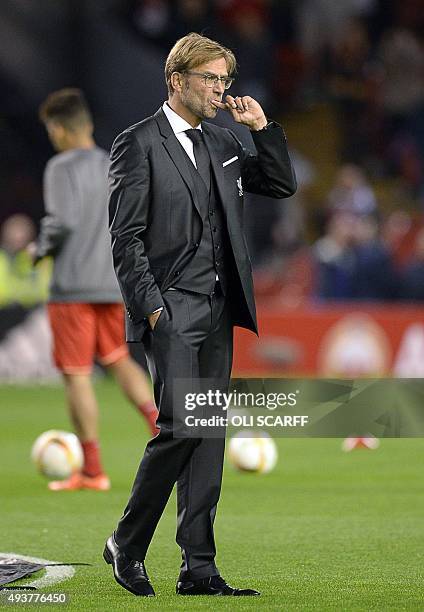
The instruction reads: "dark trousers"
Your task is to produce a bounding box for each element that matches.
[115,285,233,580]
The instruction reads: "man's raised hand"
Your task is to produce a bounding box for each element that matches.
[211,95,267,131]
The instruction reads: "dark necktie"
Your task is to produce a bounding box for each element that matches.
[185,129,211,192]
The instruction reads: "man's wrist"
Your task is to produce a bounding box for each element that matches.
[249,116,268,132]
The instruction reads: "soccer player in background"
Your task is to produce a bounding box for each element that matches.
[29,88,158,491]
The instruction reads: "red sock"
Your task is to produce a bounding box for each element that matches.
[137,400,159,436]
[81,440,103,477]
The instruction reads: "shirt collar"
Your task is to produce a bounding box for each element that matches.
[162,102,202,136]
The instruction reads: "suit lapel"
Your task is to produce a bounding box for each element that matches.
[154,108,201,215]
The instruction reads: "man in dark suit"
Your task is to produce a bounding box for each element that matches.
[105,32,297,597]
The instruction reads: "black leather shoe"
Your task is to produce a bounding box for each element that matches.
[176,575,260,596]
[103,533,155,596]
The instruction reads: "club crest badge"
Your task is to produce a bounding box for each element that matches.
[237,177,243,197]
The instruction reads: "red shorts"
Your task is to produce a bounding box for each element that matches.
[47,303,129,374]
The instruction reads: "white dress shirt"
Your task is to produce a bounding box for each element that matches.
[162,102,201,168]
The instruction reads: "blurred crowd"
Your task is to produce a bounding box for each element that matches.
[107,0,424,305]
[1,0,424,310]
[1,172,422,308]
[126,0,424,193]
[249,162,424,304]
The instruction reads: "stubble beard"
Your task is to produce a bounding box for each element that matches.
[199,103,218,119]
[182,83,218,121]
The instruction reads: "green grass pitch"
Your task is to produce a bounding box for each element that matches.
[1,379,423,611]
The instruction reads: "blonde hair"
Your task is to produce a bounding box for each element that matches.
[165,32,237,95]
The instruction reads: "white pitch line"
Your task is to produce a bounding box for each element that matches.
[0,553,74,589]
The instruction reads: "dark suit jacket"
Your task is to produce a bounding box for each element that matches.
[108,107,297,341]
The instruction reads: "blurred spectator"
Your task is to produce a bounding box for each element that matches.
[315,211,402,301]
[381,209,412,267]
[254,149,315,304]
[313,212,357,299]
[271,149,315,257]
[295,0,377,59]
[400,227,424,301]
[378,28,424,126]
[377,28,424,192]
[1,213,35,254]
[218,0,273,110]
[129,0,222,50]
[247,148,314,267]
[295,0,378,103]
[0,214,51,306]
[254,244,315,307]
[269,0,305,110]
[394,0,424,33]
[351,214,398,299]
[129,0,171,46]
[169,0,219,42]
[327,164,377,216]
[325,17,375,163]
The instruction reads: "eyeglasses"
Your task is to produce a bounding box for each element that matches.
[184,71,234,90]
